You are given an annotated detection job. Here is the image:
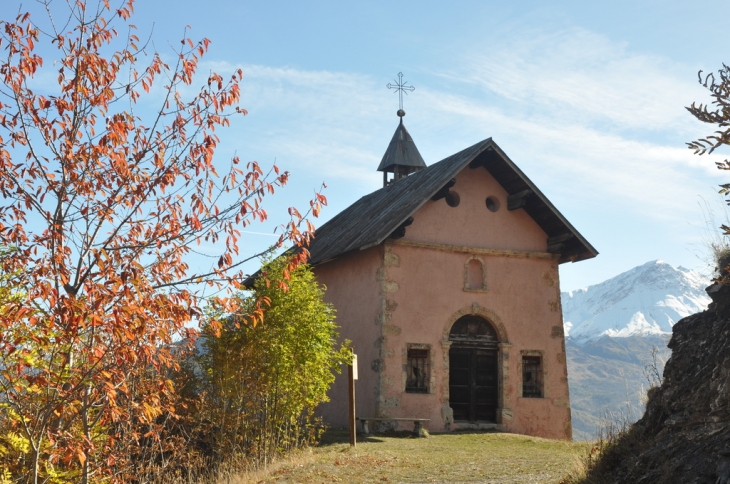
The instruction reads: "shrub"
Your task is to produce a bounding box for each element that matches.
[197,256,351,472]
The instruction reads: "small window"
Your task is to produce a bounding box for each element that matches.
[486,196,500,212]
[466,259,482,289]
[465,258,485,291]
[406,348,429,393]
[446,191,460,207]
[522,356,543,398]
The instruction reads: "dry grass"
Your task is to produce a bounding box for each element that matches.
[197,429,590,484]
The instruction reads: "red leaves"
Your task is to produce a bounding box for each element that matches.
[115,1,134,21]
[0,1,325,480]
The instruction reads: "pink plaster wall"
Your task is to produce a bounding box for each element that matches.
[380,247,570,439]
[314,165,573,440]
[313,246,384,428]
[404,168,548,252]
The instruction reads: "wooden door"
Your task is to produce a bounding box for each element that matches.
[449,347,498,422]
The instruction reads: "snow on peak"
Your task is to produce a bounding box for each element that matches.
[563,261,711,343]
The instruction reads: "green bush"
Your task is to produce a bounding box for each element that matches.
[198,256,351,469]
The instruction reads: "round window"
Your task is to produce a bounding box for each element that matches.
[486,196,500,212]
[446,191,460,207]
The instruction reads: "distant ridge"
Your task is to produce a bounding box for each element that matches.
[562,260,710,344]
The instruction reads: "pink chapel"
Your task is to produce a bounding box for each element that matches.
[309,113,597,440]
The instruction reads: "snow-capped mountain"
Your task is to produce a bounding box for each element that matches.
[562,260,711,344]
[563,260,713,439]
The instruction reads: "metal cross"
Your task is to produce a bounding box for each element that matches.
[387,72,415,114]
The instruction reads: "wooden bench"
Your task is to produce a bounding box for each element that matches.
[357,417,430,437]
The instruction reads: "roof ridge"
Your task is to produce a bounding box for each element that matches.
[307,138,495,264]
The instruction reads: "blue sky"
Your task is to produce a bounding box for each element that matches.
[5,0,730,291]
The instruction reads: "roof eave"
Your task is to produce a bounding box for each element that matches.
[487,142,599,261]
[365,138,495,251]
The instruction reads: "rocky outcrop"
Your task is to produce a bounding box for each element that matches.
[584,283,730,483]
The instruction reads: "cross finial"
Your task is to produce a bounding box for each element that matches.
[387,72,415,118]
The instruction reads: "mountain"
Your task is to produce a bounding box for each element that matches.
[563,260,710,343]
[562,261,712,440]
[567,335,670,440]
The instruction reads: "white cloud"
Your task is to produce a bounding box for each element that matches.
[409,87,723,223]
[200,61,397,188]
[451,27,699,133]
[198,28,726,227]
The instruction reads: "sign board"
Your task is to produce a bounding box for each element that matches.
[352,354,358,380]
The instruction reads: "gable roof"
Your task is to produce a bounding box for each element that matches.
[306,137,597,266]
[376,119,426,172]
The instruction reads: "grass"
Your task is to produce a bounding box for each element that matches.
[211,429,591,483]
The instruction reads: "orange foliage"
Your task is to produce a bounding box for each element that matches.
[0,1,323,482]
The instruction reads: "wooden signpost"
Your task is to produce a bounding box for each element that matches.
[349,352,358,447]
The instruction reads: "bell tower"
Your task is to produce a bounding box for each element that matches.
[377,73,426,186]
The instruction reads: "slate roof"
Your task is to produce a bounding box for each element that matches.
[376,119,426,172]
[306,137,597,266]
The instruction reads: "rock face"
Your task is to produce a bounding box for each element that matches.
[587,283,730,483]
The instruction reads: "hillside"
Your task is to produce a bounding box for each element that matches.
[580,282,730,483]
[567,335,670,440]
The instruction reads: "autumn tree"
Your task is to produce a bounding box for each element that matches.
[0,1,323,482]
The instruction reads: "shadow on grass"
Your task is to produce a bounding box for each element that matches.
[431,429,502,436]
[318,427,502,447]
[318,429,431,446]
[318,429,408,446]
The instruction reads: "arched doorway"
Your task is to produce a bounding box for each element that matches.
[448,315,499,422]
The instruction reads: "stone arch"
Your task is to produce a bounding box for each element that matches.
[463,255,487,292]
[449,315,499,344]
[440,304,511,430]
[441,303,509,344]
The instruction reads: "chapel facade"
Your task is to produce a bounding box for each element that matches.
[310,115,597,440]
